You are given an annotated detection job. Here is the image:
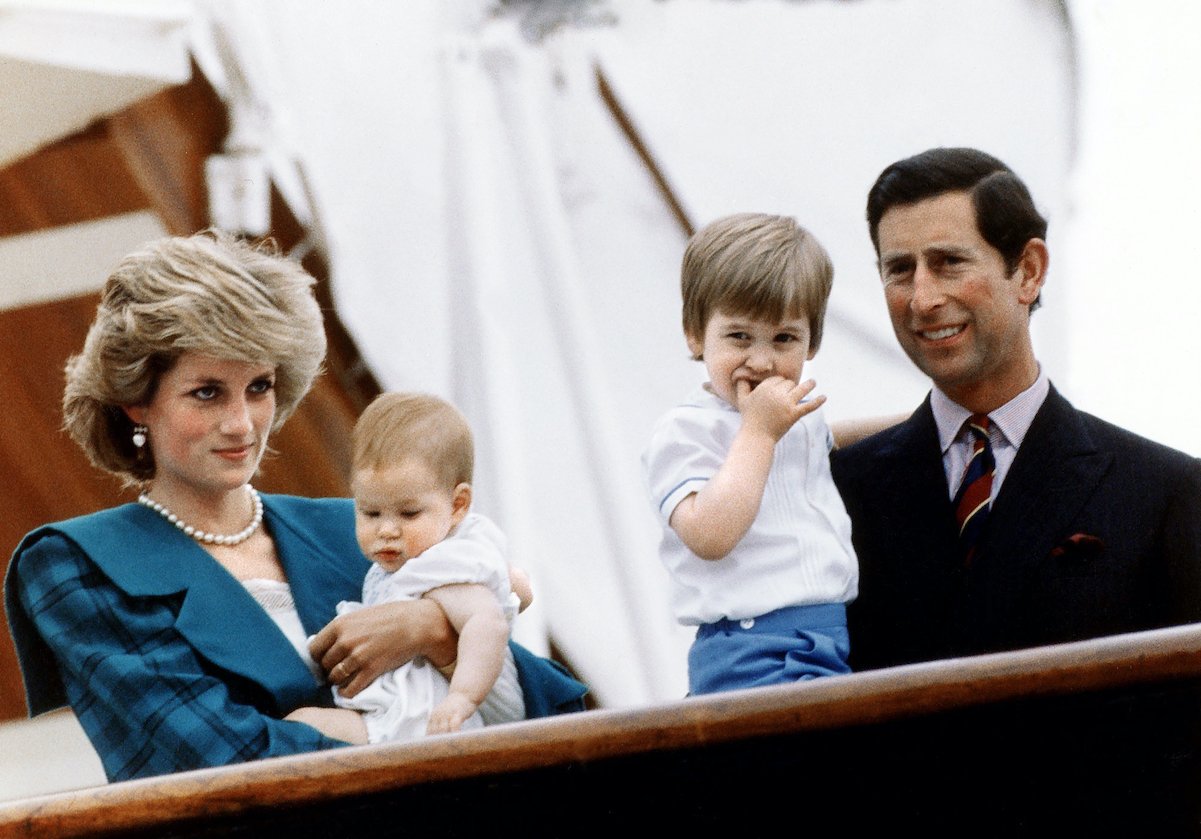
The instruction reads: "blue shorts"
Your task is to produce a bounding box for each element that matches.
[688,602,850,696]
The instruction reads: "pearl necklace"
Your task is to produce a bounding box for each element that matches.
[138,485,264,547]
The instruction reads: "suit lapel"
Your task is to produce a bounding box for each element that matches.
[839,397,970,666]
[983,386,1112,568]
[873,399,961,567]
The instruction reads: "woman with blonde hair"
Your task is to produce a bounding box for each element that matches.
[5,229,585,781]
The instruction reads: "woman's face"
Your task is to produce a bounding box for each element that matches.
[126,352,277,498]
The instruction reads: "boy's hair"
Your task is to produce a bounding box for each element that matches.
[351,392,474,489]
[680,213,834,355]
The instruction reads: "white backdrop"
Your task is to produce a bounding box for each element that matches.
[192,0,1201,707]
[5,0,1200,800]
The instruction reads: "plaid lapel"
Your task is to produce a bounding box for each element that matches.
[54,503,322,714]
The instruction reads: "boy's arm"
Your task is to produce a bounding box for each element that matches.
[670,377,823,561]
[422,582,510,733]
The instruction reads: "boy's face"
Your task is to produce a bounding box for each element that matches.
[352,457,469,573]
[686,309,815,409]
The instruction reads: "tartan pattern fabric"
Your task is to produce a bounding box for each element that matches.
[953,413,995,566]
[9,495,588,782]
[15,535,341,781]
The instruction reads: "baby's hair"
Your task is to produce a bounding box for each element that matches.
[351,392,474,489]
[680,213,833,357]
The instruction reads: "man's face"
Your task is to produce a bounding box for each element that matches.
[876,190,1044,411]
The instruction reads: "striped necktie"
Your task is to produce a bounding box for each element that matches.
[953,413,995,566]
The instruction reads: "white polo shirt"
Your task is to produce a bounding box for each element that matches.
[642,386,858,626]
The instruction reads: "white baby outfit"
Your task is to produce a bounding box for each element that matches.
[333,513,525,742]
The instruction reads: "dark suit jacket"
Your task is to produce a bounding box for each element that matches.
[831,384,1201,671]
[830,385,1201,825]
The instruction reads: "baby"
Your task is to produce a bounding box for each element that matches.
[334,391,526,740]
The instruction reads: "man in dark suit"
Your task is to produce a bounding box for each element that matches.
[830,148,1201,825]
[832,146,1201,669]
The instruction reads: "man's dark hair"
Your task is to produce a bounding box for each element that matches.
[866,148,1048,308]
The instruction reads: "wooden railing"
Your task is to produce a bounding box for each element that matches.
[3,623,1200,836]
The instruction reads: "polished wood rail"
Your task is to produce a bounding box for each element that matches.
[3,623,1201,836]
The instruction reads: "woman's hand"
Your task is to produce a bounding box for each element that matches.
[284,707,369,745]
[309,598,456,698]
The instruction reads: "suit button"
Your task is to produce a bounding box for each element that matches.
[739,618,755,629]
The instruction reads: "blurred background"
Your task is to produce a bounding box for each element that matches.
[0,0,1198,798]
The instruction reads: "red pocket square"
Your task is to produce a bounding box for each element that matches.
[1050,533,1105,558]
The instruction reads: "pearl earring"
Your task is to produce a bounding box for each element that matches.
[132,425,148,449]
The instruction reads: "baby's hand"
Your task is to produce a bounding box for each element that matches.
[427,692,479,735]
[735,377,825,441]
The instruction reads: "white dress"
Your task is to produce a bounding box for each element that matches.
[333,513,525,743]
[243,577,324,681]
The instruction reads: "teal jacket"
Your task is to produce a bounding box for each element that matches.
[6,494,586,780]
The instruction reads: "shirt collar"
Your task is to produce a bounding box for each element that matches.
[931,366,1050,454]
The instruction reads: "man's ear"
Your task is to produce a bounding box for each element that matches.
[1014,238,1049,307]
[450,483,472,526]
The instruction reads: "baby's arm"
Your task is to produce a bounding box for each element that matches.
[671,377,823,560]
[422,582,509,734]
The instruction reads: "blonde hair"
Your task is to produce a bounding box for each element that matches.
[680,213,834,356]
[352,392,474,490]
[63,229,326,483]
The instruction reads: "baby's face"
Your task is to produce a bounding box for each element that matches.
[352,458,461,573]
